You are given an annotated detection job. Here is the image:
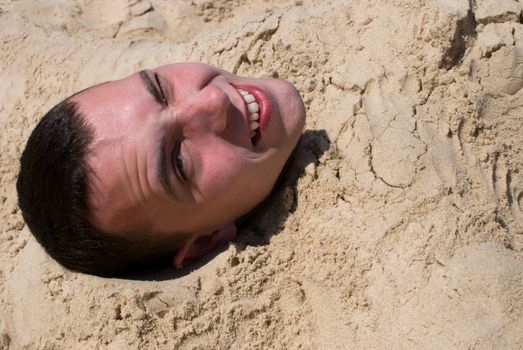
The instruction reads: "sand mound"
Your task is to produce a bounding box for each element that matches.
[1,0,522,348]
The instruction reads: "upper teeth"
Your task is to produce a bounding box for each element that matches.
[238,88,260,138]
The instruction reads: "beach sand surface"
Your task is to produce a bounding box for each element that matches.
[1,0,523,349]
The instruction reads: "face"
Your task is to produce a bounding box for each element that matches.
[73,63,305,242]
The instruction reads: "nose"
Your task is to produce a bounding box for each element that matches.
[174,84,229,136]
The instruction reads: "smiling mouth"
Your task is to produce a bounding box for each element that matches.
[233,84,272,146]
[236,88,260,144]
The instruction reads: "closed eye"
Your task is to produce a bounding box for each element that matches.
[139,70,168,107]
[154,73,168,106]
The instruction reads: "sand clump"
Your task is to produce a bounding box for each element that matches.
[1,0,523,349]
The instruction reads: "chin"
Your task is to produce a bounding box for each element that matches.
[278,79,306,144]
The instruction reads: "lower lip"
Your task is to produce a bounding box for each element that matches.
[233,83,272,145]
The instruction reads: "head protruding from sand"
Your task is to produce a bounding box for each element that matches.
[17,63,306,276]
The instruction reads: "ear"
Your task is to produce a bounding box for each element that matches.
[173,222,237,269]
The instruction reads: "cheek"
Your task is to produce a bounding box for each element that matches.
[198,150,248,196]
[197,148,277,203]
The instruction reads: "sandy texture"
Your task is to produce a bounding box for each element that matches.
[1,0,523,348]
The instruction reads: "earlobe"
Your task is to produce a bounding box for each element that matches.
[173,222,238,269]
[173,240,194,269]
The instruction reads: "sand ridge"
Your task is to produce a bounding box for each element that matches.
[1,0,522,349]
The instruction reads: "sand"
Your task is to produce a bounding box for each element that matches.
[1,0,523,348]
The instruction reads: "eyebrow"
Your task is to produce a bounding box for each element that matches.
[138,71,178,201]
[139,70,164,105]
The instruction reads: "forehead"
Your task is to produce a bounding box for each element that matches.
[72,72,166,150]
[72,73,144,123]
[71,73,160,233]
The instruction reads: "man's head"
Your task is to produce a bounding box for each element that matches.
[17,63,305,275]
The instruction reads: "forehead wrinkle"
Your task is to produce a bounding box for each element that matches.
[121,144,148,208]
[84,141,142,232]
[137,144,155,207]
[84,154,107,214]
[84,125,125,201]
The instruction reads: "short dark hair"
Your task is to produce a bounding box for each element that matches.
[17,100,185,276]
